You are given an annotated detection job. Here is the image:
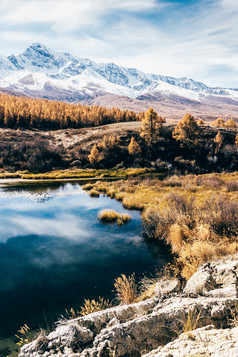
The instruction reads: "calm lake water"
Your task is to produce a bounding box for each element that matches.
[0,182,170,340]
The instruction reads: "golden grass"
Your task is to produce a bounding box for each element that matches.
[180,309,203,334]
[15,324,31,346]
[89,189,100,197]
[65,297,111,319]
[114,274,137,304]
[0,167,157,180]
[98,210,131,225]
[80,297,111,316]
[85,172,238,280]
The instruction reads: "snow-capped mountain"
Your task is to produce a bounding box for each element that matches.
[0,43,238,119]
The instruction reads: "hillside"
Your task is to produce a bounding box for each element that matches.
[0,119,237,175]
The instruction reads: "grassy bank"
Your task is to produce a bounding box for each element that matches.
[84,171,238,279]
[0,167,160,181]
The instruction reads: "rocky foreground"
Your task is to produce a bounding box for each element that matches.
[20,255,238,357]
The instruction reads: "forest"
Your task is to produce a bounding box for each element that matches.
[0,93,141,129]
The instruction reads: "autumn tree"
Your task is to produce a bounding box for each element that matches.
[140,108,165,147]
[225,118,237,129]
[214,130,223,153]
[172,113,200,144]
[128,137,141,155]
[211,118,225,127]
[197,119,205,125]
[235,133,238,147]
[88,144,103,166]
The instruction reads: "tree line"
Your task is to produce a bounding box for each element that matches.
[0,93,143,129]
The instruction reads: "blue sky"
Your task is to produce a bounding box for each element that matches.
[0,0,237,87]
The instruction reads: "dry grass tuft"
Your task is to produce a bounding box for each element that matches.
[181,309,202,334]
[114,274,137,304]
[80,297,111,316]
[82,183,95,191]
[89,189,100,197]
[65,297,111,319]
[98,210,131,225]
[15,324,31,346]
[167,224,188,253]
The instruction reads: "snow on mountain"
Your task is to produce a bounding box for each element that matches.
[0,42,238,104]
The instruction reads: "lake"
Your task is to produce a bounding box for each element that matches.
[0,181,170,342]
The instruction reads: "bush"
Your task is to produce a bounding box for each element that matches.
[225,181,238,192]
[202,196,238,238]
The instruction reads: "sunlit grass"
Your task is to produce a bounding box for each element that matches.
[85,172,238,280]
[0,167,157,180]
[98,210,131,225]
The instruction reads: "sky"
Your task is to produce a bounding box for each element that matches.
[0,0,237,87]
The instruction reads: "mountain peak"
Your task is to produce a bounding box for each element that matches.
[25,42,53,57]
[30,42,48,49]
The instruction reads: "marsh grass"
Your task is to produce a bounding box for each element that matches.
[89,189,100,197]
[98,210,131,225]
[0,167,155,180]
[86,172,238,280]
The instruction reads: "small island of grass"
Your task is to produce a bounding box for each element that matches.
[98,209,131,226]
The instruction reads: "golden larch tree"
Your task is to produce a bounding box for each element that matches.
[211,118,225,127]
[128,137,141,155]
[140,108,165,147]
[197,119,205,125]
[88,144,102,166]
[214,130,223,152]
[172,113,200,144]
[225,118,237,129]
[235,133,238,147]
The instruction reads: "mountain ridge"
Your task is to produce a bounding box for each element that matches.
[0,43,238,120]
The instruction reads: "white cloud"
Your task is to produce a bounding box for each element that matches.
[0,0,161,31]
[0,0,238,86]
[0,213,92,242]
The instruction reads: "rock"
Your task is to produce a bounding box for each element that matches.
[184,263,217,295]
[142,325,238,357]
[184,256,238,299]
[19,255,238,357]
[154,278,180,297]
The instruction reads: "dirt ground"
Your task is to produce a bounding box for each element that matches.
[45,121,141,149]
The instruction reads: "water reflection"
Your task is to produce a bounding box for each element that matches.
[0,182,170,338]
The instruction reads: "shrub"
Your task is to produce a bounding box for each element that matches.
[202,196,238,238]
[195,175,224,188]
[225,181,238,192]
